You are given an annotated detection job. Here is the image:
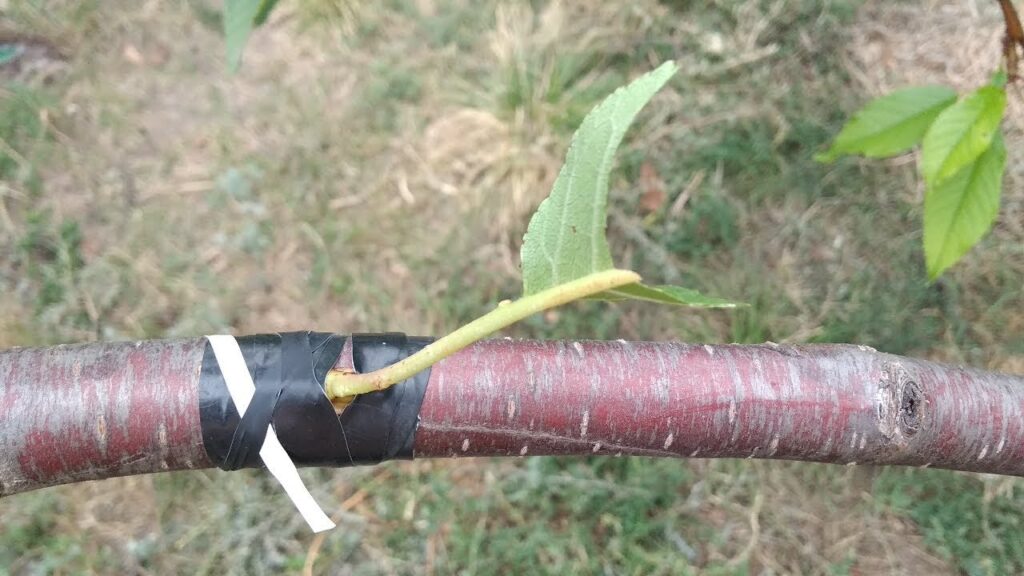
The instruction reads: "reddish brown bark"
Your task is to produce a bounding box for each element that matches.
[2,337,1024,497]
[0,339,210,496]
[416,340,1024,476]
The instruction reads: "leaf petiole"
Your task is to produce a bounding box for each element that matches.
[325,269,641,399]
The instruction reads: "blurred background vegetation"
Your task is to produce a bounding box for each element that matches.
[2,0,1024,574]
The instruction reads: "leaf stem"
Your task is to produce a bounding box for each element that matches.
[325,269,641,399]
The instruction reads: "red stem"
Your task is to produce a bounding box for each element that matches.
[2,337,1023,498]
[417,340,1024,474]
[0,339,211,496]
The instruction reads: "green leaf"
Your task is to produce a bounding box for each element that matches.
[520,61,738,309]
[924,131,1005,280]
[224,0,266,71]
[253,0,282,26]
[921,86,1006,186]
[521,61,677,294]
[816,86,957,162]
[601,283,741,308]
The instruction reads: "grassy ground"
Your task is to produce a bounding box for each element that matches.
[2,0,1024,574]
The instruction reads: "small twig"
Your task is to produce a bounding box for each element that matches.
[303,471,391,576]
[998,0,1024,80]
[669,169,705,219]
[301,490,366,576]
[726,491,763,569]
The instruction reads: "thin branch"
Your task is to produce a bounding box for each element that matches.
[998,0,1024,79]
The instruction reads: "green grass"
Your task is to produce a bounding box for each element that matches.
[0,488,138,575]
[0,85,50,187]
[875,469,1024,576]
[2,0,1023,574]
[425,458,701,574]
[18,210,86,313]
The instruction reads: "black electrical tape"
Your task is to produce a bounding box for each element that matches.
[198,332,433,470]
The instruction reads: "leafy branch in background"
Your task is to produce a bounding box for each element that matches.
[818,0,1021,280]
[325,62,738,399]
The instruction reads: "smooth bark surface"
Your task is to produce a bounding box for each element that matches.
[417,339,1024,475]
[0,339,210,496]
[2,337,1023,497]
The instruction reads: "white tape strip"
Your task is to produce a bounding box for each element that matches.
[206,334,336,533]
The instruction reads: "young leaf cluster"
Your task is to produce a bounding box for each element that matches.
[819,80,1008,280]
